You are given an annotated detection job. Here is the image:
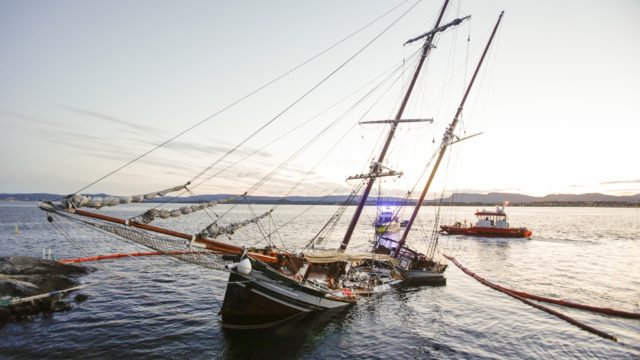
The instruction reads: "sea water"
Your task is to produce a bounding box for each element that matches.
[0,202,638,359]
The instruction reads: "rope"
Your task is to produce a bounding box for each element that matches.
[144,48,421,216]
[72,0,414,195]
[444,255,622,342]
[187,0,424,187]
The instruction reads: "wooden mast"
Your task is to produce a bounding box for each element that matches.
[394,11,505,257]
[339,0,451,251]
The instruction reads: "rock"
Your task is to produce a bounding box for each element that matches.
[0,256,90,276]
[0,276,40,297]
[74,293,88,303]
[0,256,91,324]
[0,308,10,321]
[52,301,71,312]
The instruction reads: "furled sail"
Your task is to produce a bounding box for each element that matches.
[199,210,273,239]
[132,194,242,224]
[61,184,187,210]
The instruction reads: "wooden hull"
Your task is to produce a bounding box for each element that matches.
[220,265,354,329]
[440,225,532,238]
[399,268,446,286]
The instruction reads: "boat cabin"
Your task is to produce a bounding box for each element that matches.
[474,206,509,228]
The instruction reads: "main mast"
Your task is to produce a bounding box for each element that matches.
[338,0,451,251]
[394,11,505,257]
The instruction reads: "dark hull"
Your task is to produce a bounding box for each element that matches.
[440,225,532,238]
[399,268,446,286]
[220,266,354,329]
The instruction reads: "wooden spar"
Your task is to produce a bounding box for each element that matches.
[71,209,280,264]
[449,132,483,145]
[359,118,433,125]
[395,11,504,258]
[339,0,451,252]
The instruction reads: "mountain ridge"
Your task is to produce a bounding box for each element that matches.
[2,192,639,206]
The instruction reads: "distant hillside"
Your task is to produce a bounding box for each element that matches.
[446,192,539,204]
[442,192,640,204]
[0,193,63,201]
[1,192,639,206]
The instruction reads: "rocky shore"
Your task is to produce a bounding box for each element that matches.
[0,256,92,323]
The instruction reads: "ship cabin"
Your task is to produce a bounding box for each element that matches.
[474,206,509,228]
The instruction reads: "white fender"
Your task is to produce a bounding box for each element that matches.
[225,258,252,275]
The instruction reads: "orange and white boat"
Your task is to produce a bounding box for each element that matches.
[440,205,533,238]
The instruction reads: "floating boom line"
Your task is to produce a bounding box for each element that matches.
[444,255,623,342]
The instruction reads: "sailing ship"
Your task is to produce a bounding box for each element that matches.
[369,9,505,286]
[440,205,533,238]
[38,2,505,328]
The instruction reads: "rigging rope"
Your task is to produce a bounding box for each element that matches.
[187,0,424,187]
[135,23,425,221]
[211,52,417,210]
[72,0,415,195]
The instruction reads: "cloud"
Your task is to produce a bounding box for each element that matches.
[0,110,59,127]
[155,140,272,159]
[60,105,165,136]
[60,107,273,159]
[600,179,640,185]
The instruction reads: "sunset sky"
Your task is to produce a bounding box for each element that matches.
[1,0,639,198]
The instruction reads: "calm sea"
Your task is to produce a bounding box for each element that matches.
[1,202,638,359]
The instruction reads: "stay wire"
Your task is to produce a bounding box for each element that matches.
[187,0,424,187]
[240,59,411,202]
[266,52,419,210]
[72,0,413,195]
[136,1,420,217]
[128,17,425,221]
[193,47,422,197]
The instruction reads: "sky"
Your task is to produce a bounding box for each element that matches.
[1,0,639,198]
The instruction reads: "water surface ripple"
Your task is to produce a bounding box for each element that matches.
[1,203,638,359]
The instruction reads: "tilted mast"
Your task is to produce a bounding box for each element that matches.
[394,11,505,257]
[338,0,451,252]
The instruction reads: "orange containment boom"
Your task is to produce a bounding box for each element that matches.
[442,255,637,342]
[59,251,213,264]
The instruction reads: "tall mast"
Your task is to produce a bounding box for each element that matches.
[338,0,451,252]
[394,11,505,257]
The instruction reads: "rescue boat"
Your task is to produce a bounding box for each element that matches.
[440,205,533,238]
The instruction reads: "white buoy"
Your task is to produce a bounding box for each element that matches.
[225,258,252,275]
[237,258,252,275]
